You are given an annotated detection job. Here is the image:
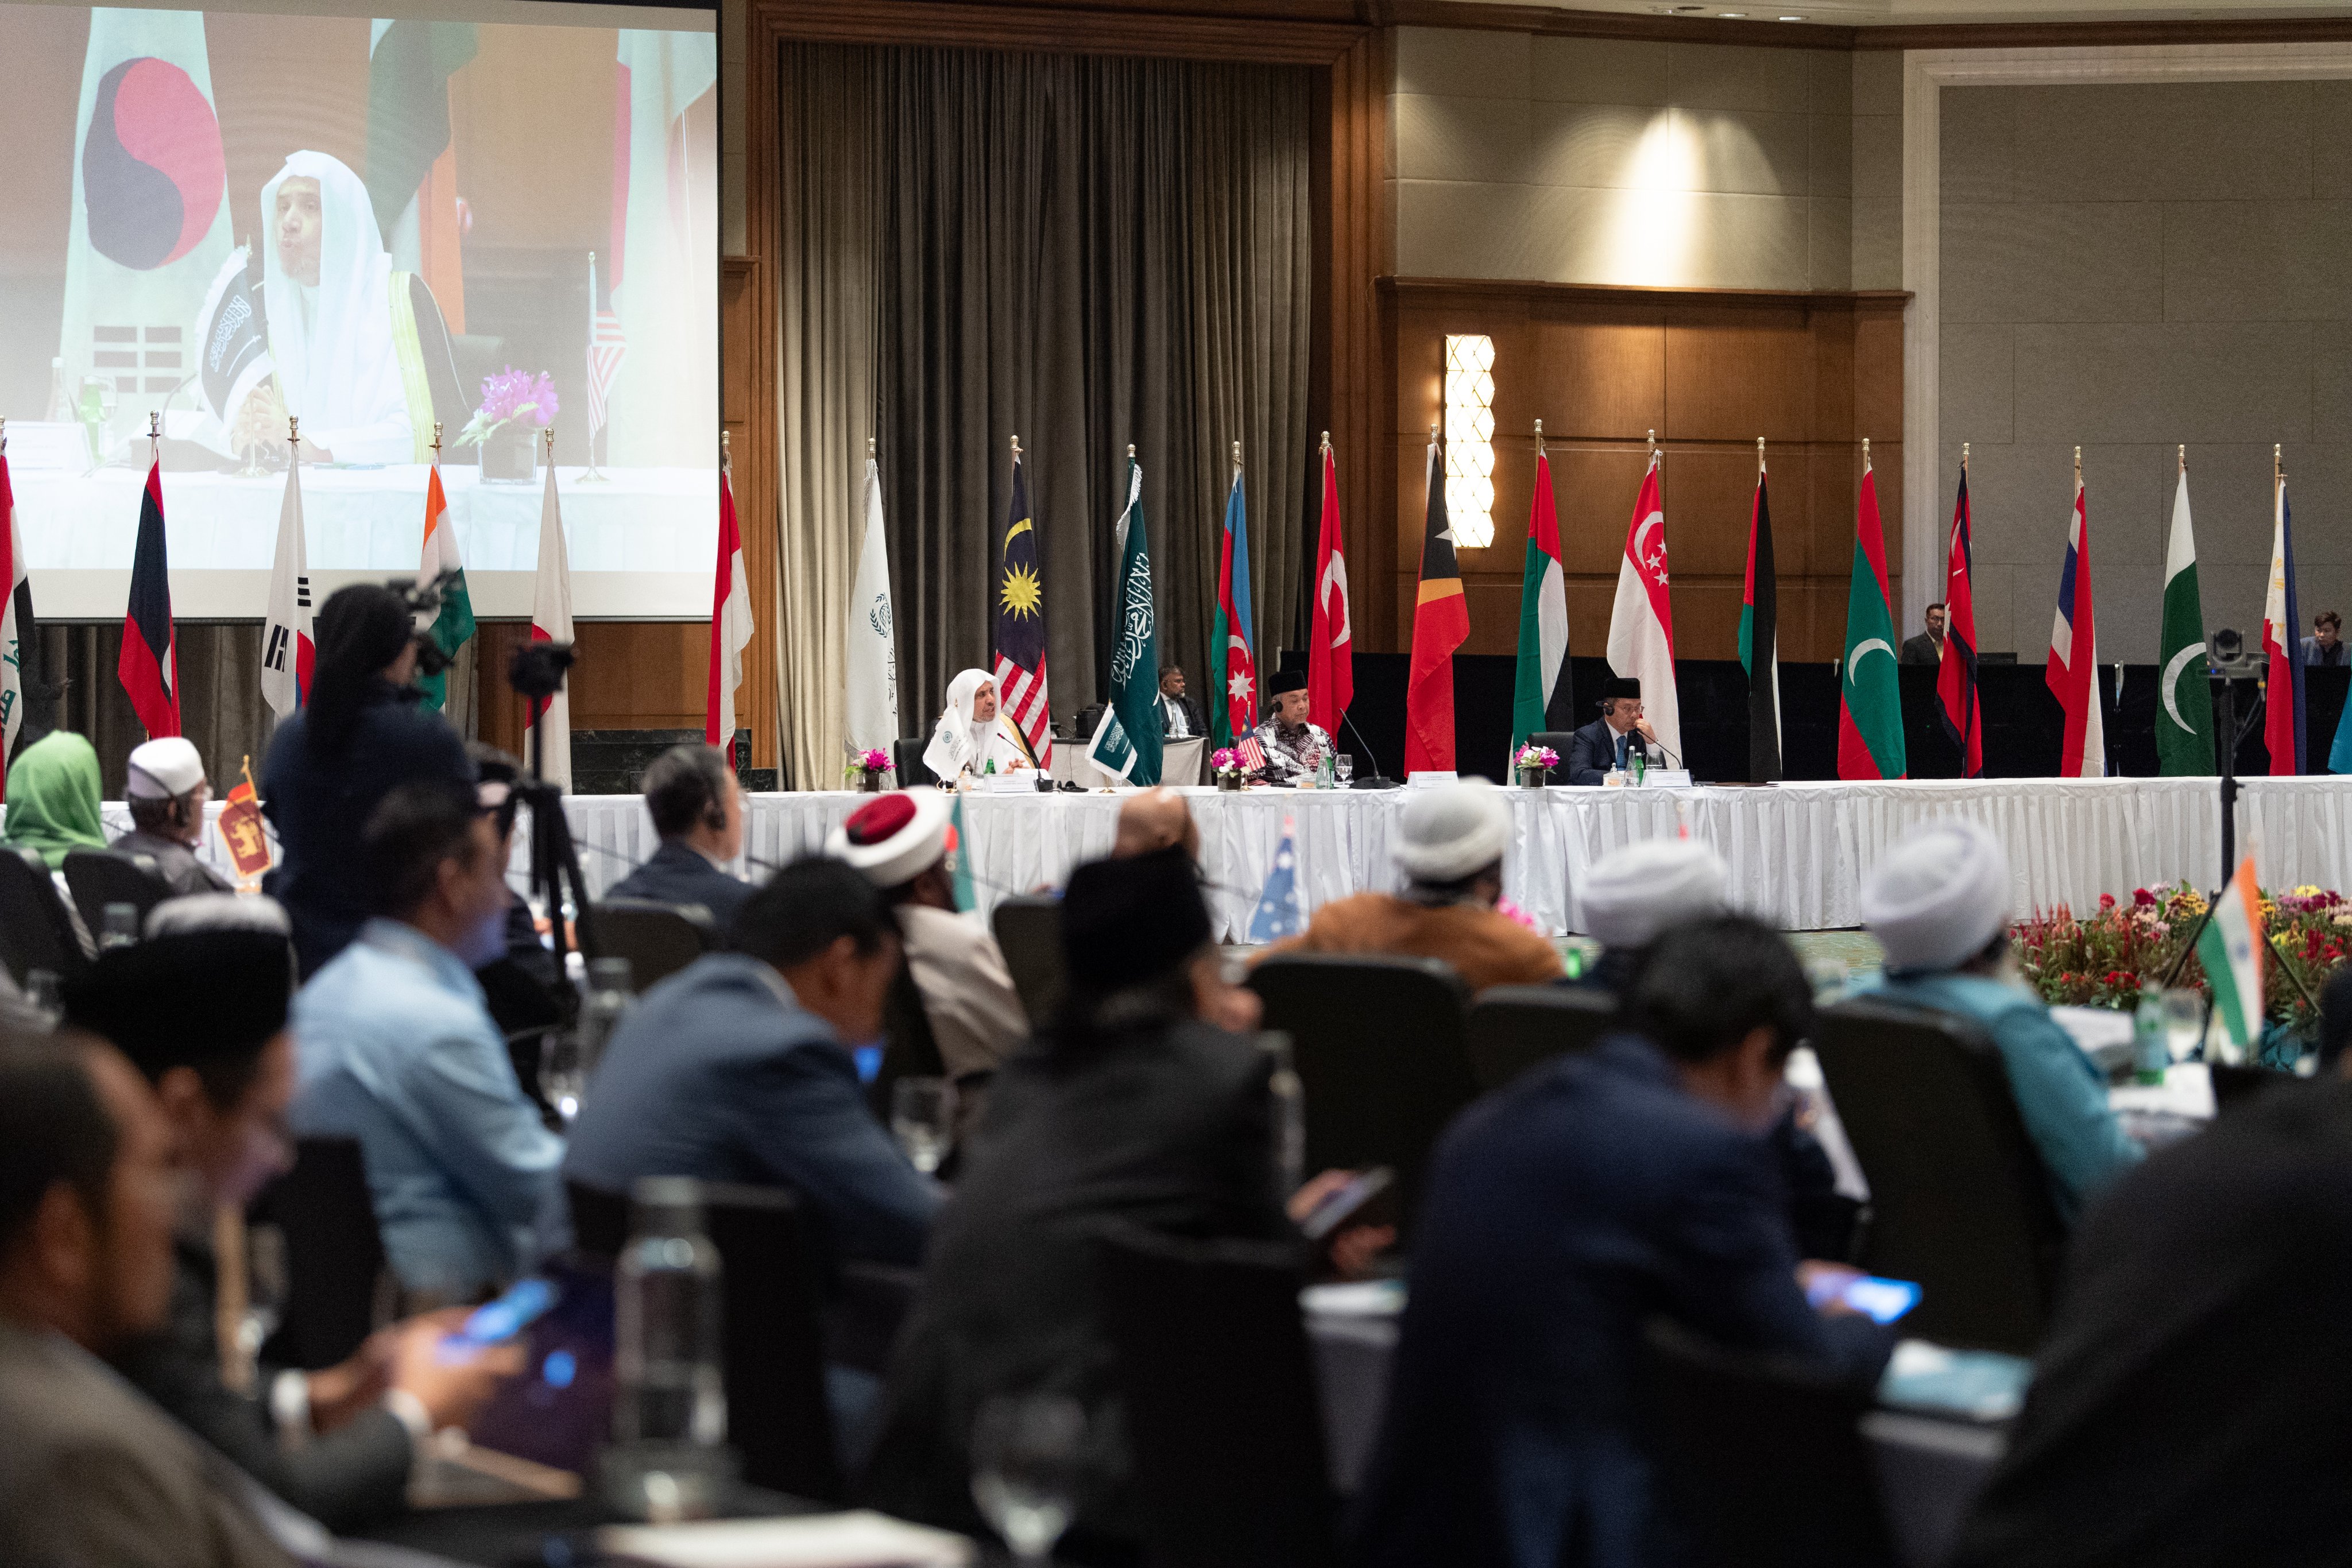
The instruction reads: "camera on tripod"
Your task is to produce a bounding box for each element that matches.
[2208,628,2266,680]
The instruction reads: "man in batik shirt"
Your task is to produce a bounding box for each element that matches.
[1251,670,1333,784]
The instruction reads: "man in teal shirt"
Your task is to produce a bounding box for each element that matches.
[1859,820,2141,1224]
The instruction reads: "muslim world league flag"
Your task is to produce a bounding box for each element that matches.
[2156,462,2215,777]
[1088,458,1161,784]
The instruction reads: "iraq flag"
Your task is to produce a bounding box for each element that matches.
[120,457,180,738]
[1089,456,1160,784]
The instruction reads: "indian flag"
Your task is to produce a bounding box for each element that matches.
[2197,858,2264,1051]
[414,460,475,710]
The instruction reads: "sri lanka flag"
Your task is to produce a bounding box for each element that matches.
[2047,470,2104,778]
[119,456,179,738]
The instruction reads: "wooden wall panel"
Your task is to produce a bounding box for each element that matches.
[1380,279,1909,666]
[473,621,710,761]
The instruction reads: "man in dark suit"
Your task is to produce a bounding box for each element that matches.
[566,857,941,1269]
[604,743,753,933]
[1352,916,1895,1568]
[1950,1070,2352,1568]
[1901,601,1948,665]
[1156,666,1207,740]
[1565,678,1662,785]
[2301,609,2346,667]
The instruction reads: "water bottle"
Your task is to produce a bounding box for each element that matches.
[100,903,141,951]
[577,957,634,1079]
[2133,989,2167,1087]
[1630,746,1647,787]
[45,357,75,424]
[602,1177,734,1520]
[1260,1031,1304,1199]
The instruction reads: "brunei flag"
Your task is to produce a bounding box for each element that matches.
[119,456,179,739]
[1406,431,1468,774]
[1740,456,1781,783]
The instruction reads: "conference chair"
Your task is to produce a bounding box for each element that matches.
[591,897,717,991]
[1812,1000,2067,1354]
[1248,954,1474,1234]
[1529,730,1580,781]
[893,740,938,788]
[991,893,1065,1024]
[1638,1318,1900,1568]
[61,847,172,942]
[253,1137,386,1371]
[568,1178,844,1503]
[1464,984,1618,1090]
[0,845,88,985]
[871,957,951,1126]
[1097,1226,1340,1567]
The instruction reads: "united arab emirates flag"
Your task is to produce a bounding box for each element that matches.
[1510,447,1571,760]
[1740,462,1781,783]
[2156,459,2215,776]
[1837,456,1905,780]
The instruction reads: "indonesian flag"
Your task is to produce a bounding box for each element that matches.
[1307,444,1353,738]
[2047,477,2105,778]
[0,442,36,793]
[531,457,574,788]
[120,456,180,740]
[2261,471,2307,775]
[706,464,753,752]
[1604,452,1680,762]
[260,440,313,718]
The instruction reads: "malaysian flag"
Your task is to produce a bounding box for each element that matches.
[1237,735,1266,773]
[585,249,625,436]
[993,443,1052,768]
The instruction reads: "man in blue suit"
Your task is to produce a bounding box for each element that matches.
[1352,916,1895,1568]
[1565,678,1665,785]
[603,744,754,934]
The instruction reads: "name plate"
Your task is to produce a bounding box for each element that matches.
[982,773,1039,793]
[1630,769,1694,788]
[4,421,94,471]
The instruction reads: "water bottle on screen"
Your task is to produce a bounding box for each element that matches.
[577,957,635,1079]
[1261,1030,1304,1198]
[891,1076,956,1174]
[45,357,75,424]
[100,903,140,951]
[971,1393,1089,1567]
[602,1176,734,1521]
[2133,987,2168,1087]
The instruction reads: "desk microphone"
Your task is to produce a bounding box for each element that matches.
[1340,711,1402,789]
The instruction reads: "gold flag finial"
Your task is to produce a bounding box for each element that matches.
[1011,433,1022,458]
[1127,442,1135,460]
[432,420,442,456]
[149,410,161,441]
[1320,429,1330,455]
[2276,443,2284,484]
[1534,418,1545,456]
[867,434,875,459]
[1962,440,1970,472]
[1863,436,1872,471]
[287,416,299,449]
[1232,440,1242,469]
[544,425,555,456]
[1757,435,1765,474]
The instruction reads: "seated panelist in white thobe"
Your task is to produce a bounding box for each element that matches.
[923,668,1038,783]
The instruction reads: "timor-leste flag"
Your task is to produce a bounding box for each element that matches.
[1740,462,1781,783]
[119,456,180,738]
[1405,432,1468,774]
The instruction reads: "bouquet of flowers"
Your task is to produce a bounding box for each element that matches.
[457,367,560,447]
[1209,748,1244,779]
[844,748,892,781]
[1513,744,1560,771]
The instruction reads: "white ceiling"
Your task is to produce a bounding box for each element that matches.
[1426,0,2352,29]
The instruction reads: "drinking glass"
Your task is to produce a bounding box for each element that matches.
[892,1077,956,1175]
[2161,986,2207,1063]
[24,969,62,1029]
[1336,756,1355,787]
[100,903,141,951]
[540,1031,587,1125]
[970,1393,1088,1567]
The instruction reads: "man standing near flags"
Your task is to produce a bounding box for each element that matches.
[1405,430,1468,775]
[2262,447,2307,776]
[1511,427,1571,765]
[992,439,1053,771]
[2049,450,2106,779]
[1838,443,1906,781]
[1209,447,1257,749]
[1606,442,1681,765]
[2156,449,2215,777]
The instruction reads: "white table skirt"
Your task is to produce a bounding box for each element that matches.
[79,773,2352,940]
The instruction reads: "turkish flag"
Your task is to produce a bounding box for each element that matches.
[1308,444,1353,737]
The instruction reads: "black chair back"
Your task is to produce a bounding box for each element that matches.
[1247,954,1473,1233]
[1464,984,1617,1091]
[893,740,938,788]
[254,1137,385,1370]
[0,845,87,984]
[61,848,173,940]
[567,1178,842,1503]
[1638,1318,1898,1568]
[591,898,716,990]
[1812,999,2066,1353]
[869,954,948,1121]
[1096,1226,1338,1568]
[991,893,1065,1025]
[1530,730,1580,780]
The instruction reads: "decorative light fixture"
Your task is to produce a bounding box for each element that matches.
[1442,334,1496,549]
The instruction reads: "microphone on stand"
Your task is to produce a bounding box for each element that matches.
[1340,710,1402,789]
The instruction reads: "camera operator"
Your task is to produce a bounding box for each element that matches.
[263,584,475,977]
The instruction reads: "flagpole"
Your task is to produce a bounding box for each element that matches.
[580,252,608,483]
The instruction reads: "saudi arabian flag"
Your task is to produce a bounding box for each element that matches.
[2198,858,2265,1051]
[413,461,475,709]
[2156,463,2215,776]
[1089,457,1161,784]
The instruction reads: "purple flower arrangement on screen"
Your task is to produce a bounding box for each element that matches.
[458,367,561,447]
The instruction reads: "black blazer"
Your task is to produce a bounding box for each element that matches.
[1901,632,1943,665]
[1159,692,1208,738]
[861,1018,1294,1544]
[605,839,756,932]
[1565,717,1651,785]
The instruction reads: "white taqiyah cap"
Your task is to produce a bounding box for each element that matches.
[1394,779,1512,885]
[1579,838,1729,949]
[825,789,953,889]
[125,737,205,800]
[1860,818,2013,973]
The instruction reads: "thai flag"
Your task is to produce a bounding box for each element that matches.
[2046,477,2104,777]
[1246,816,1305,944]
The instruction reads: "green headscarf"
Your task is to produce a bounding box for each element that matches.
[3,731,109,870]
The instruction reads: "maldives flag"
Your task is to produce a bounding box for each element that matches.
[1307,442,1353,738]
[2262,470,2307,775]
[1604,452,1680,762]
[1937,467,1984,778]
[706,462,753,752]
[1208,463,1256,747]
[1405,433,1468,774]
[119,457,179,739]
[1510,447,1571,760]
[1837,459,1906,780]
[530,455,574,788]
[1740,463,1780,783]
[2047,472,2105,778]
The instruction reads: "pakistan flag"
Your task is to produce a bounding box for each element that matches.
[1089,457,1162,785]
[2157,464,2216,776]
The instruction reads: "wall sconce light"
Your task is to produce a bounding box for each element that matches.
[1444,334,1496,548]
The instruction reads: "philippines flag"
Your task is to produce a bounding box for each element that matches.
[2047,470,2105,778]
[119,456,179,738]
[1604,451,1681,762]
[1937,465,1984,779]
[531,454,574,788]
[2262,467,2306,775]
[706,460,753,753]
[1307,442,1352,739]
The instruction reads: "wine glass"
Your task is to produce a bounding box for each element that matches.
[970,1394,1088,1567]
[892,1077,956,1174]
[1335,756,1355,787]
[2161,987,2207,1064]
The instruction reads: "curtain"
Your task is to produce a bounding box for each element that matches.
[775,43,1314,778]
[33,624,272,799]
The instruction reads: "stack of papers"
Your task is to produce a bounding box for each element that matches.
[598,1511,974,1567]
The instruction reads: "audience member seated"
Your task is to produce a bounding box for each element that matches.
[115,737,233,896]
[1111,785,1200,861]
[1859,820,2140,1224]
[1352,917,1895,1568]
[864,849,1352,1550]
[1949,1056,2352,1567]
[72,923,517,1530]
[3,727,107,875]
[1262,777,1561,992]
[565,857,941,1269]
[264,585,475,977]
[1572,837,1728,994]
[829,792,1027,1091]
[604,743,752,932]
[1564,678,1665,785]
[0,1037,293,1567]
[291,779,563,1302]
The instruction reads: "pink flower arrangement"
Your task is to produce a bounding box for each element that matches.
[857,749,890,772]
[1514,744,1560,770]
[1210,748,1243,776]
[457,366,560,447]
